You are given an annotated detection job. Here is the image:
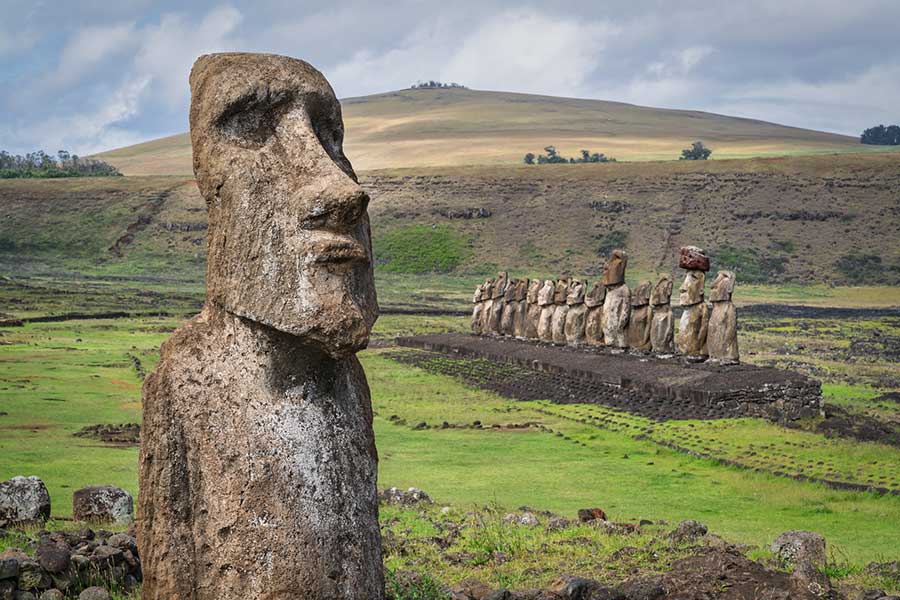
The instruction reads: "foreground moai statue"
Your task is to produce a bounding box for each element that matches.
[487,272,508,335]
[512,278,529,338]
[471,282,486,334]
[601,250,631,349]
[584,281,606,346]
[564,279,587,345]
[649,273,675,354]
[525,279,542,339]
[551,278,570,344]
[537,279,555,342]
[625,280,652,351]
[500,277,518,336]
[676,246,710,359]
[707,270,740,364]
[480,277,495,334]
[139,54,383,599]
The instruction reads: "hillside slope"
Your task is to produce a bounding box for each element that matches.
[94,88,870,175]
[2,154,898,289]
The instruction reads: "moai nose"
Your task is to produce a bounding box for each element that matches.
[300,182,369,234]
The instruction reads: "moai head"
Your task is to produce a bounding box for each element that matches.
[602,250,627,286]
[527,279,542,304]
[190,53,376,358]
[678,271,706,306]
[504,278,519,301]
[650,273,673,306]
[631,280,652,307]
[585,281,606,308]
[709,270,736,302]
[553,278,570,304]
[515,278,529,301]
[538,279,555,306]
[566,279,586,305]
[492,272,509,298]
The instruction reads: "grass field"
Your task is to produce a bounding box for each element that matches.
[92,87,896,175]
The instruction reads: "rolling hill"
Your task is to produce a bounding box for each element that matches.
[94,88,871,176]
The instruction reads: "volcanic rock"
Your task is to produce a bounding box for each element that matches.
[0,477,50,527]
[72,486,133,525]
[679,245,710,272]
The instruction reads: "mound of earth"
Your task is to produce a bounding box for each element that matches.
[74,423,140,446]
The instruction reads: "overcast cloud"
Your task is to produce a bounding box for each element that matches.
[1,0,898,155]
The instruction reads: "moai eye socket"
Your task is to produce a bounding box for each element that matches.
[216,91,294,148]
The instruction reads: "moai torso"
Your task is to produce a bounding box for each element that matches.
[601,250,631,349]
[512,278,530,338]
[500,278,519,336]
[584,281,606,346]
[139,53,383,600]
[707,270,739,363]
[551,278,570,344]
[564,279,587,345]
[487,272,508,335]
[625,280,652,351]
[525,280,542,339]
[471,282,486,334]
[537,279,555,343]
[675,247,710,359]
[649,273,675,354]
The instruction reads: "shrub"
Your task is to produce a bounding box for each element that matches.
[679,141,712,160]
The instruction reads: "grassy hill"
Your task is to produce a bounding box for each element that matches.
[94,88,880,175]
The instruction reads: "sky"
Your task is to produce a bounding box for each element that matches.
[1,0,898,156]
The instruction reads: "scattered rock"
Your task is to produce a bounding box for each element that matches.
[576,508,607,523]
[380,487,433,506]
[73,424,140,446]
[502,512,540,527]
[78,588,111,600]
[548,574,616,598]
[35,544,69,574]
[546,516,571,531]
[0,477,50,527]
[40,590,65,600]
[72,486,133,524]
[669,519,708,543]
[771,530,827,568]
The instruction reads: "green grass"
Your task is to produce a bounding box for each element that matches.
[375,224,469,274]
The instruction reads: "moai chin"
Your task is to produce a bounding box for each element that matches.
[525,279,542,339]
[487,271,508,335]
[707,270,740,364]
[564,279,588,345]
[551,278,571,344]
[584,281,606,346]
[649,273,675,355]
[537,279,555,343]
[625,280,652,351]
[512,278,530,339]
[601,250,631,349]
[138,54,383,600]
[500,277,519,336]
[675,246,710,359]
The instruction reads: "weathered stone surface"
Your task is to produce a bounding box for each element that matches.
[678,270,705,307]
[536,280,555,343]
[601,249,627,286]
[676,302,709,358]
[380,487,432,506]
[487,272,508,335]
[0,477,50,527]
[72,486,133,525]
[577,507,608,522]
[78,589,111,600]
[564,280,586,345]
[649,274,674,354]
[708,271,739,364]
[139,53,383,600]
[771,530,827,568]
[499,278,518,336]
[471,281,488,335]
[512,279,529,339]
[679,245,710,272]
[36,544,70,574]
[601,284,630,349]
[625,280,652,350]
[524,280,542,339]
[550,280,570,345]
[584,282,605,346]
[669,520,708,543]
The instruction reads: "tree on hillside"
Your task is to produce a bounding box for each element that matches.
[861,124,900,145]
[0,149,121,178]
[523,146,616,165]
[523,152,536,165]
[680,141,712,160]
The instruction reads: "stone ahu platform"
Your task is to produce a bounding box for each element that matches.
[395,333,822,422]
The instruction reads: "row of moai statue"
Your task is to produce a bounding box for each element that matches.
[471,246,739,364]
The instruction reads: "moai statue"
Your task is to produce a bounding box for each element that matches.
[707,270,740,364]
[487,271,508,335]
[525,279,542,339]
[649,273,675,355]
[139,54,383,600]
[675,246,710,360]
[479,277,495,334]
[537,279,555,342]
[625,280,652,351]
[471,283,485,335]
[584,281,606,346]
[512,278,530,339]
[564,279,588,345]
[550,278,570,345]
[601,250,631,349]
[500,277,518,336]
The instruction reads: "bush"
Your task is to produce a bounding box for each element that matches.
[679,141,712,160]
[374,224,466,274]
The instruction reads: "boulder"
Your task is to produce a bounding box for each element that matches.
[669,519,708,543]
[380,487,432,506]
[72,486,133,524]
[0,477,50,526]
[679,246,710,271]
[39,591,65,600]
[35,543,70,574]
[576,508,607,523]
[771,530,827,568]
[78,589,111,600]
